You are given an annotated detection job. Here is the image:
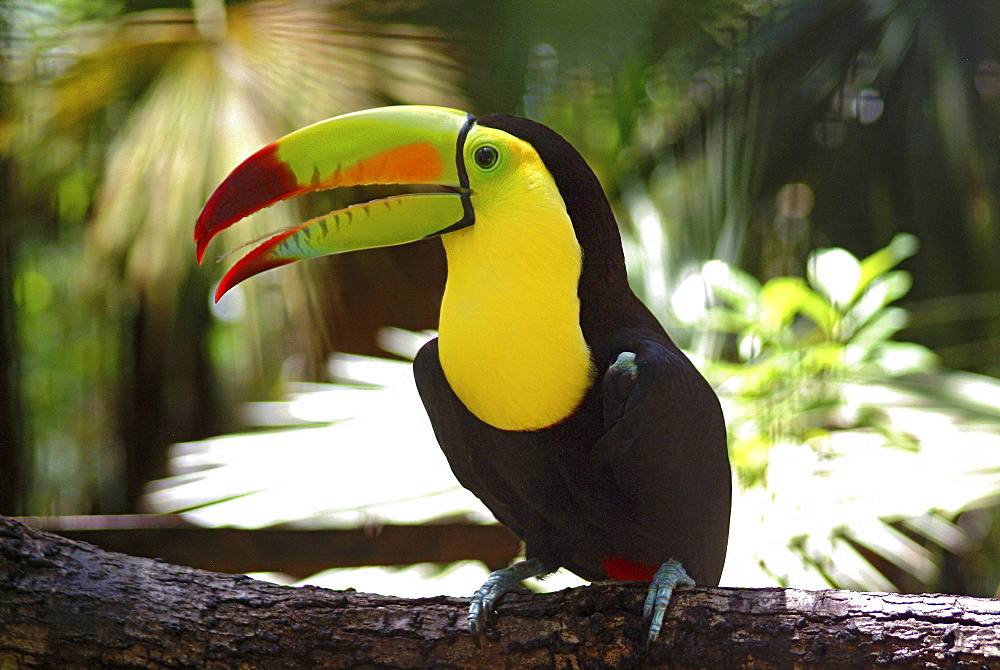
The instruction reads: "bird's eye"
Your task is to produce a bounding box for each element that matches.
[474,145,499,170]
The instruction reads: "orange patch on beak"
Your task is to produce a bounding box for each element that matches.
[326,141,445,187]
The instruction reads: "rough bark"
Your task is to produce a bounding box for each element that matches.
[2,515,999,669]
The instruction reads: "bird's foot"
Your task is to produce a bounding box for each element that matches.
[468,558,546,646]
[643,558,695,644]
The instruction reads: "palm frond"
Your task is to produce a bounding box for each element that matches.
[6,0,468,511]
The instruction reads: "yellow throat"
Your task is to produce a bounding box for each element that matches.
[437,142,595,431]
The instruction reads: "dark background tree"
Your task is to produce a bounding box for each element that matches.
[0,41,27,513]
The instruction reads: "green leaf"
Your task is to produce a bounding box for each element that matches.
[701,260,762,311]
[700,306,750,333]
[849,306,908,346]
[843,272,913,336]
[857,233,919,298]
[862,271,913,310]
[737,332,763,361]
[867,342,939,377]
[802,341,845,372]
[760,277,811,327]
[808,247,861,310]
[753,276,841,341]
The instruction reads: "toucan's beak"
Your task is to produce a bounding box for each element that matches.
[195,106,474,301]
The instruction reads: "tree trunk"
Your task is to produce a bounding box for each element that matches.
[2,515,998,669]
[0,156,27,515]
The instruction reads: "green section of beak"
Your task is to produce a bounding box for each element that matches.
[195,106,476,300]
[274,105,468,190]
[215,190,467,300]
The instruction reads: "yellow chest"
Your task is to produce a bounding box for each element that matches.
[437,207,595,431]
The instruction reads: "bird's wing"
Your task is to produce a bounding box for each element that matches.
[591,338,731,585]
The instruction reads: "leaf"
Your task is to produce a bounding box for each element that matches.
[849,305,908,346]
[759,277,809,328]
[738,332,763,361]
[759,276,840,338]
[807,247,861,310]
[840,518,937,584]
[842,272,913,336]
[702,259,762,310]
[867,342,939,377]
[700,306,750,333]
[857,233,919,297]
[900,513,972,555]
[801,341,844,372]
[858,270,913,313]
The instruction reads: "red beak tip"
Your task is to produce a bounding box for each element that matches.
[214,277,235,303]
[194,219,210,264]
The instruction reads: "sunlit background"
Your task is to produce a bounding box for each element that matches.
[3,0,1000,599]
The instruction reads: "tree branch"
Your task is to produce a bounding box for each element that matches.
[16,514,522,577]
[2,515,998,668]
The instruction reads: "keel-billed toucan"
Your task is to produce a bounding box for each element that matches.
[195,106,731,643]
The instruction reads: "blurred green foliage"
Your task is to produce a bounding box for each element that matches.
[662,236,1000,594]
[685,234,931,484]
[15,242,123,512]
[3,0,469,513]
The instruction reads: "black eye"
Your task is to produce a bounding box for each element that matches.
[474,145,499,169]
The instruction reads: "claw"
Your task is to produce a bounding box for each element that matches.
[644,558,695,644]
[468,558,546,645]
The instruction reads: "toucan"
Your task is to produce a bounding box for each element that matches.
[195,106,731,644]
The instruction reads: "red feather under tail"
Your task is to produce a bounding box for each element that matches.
[601,556,658,582]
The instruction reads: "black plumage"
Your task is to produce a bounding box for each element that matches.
[414,115,731,586]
